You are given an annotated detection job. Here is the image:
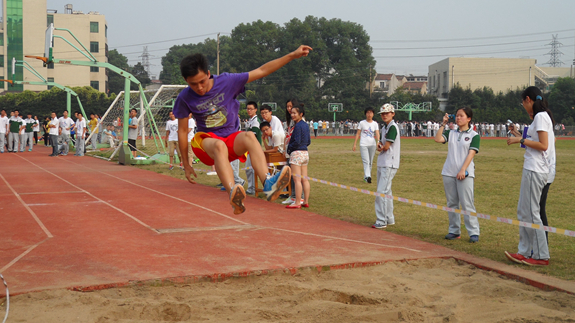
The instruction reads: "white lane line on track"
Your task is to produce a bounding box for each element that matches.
[0,174,53,238]
[14,155,158,233]
[58,157,250,226]
[0,238,51,273]
[59,159,424,253]
[19,191,84,195]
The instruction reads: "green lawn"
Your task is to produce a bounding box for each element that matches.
[135,137,575,280]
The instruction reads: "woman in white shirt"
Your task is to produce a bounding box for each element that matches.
[434,107,480,243]
[352,108,379,183]
[505,86,555,267]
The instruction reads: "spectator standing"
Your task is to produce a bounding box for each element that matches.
[42,116,51,147]
[244,102,261,195]
[373,104,400,229]
[312,120,318,137]
[33,116,40,144]
[8,110,24,153]
[165,111,182,170]
[128,108,138,158]
[353,108,380,183]
[0,109,8,153]
[285,103,311,209]
[434,109,480,243]
[74,112,86,156]
[23,113,35,151]
[505,87,555,266]
[48,112,60,156]
[88,113,98,149]
[59,111,74,155]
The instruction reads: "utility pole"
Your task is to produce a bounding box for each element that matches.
[369,64,372,98]
[217,33,220,75]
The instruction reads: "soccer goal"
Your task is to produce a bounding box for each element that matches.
[87,85,187,163]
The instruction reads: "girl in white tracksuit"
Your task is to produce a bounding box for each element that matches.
[434,107,480,243]
[505,86,555,267]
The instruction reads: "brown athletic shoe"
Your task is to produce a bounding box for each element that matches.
[229,184,246,215]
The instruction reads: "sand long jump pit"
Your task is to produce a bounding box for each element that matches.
[4,258,575,323]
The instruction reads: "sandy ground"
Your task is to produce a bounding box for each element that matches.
[3,258,575,323]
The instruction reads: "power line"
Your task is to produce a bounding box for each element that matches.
[109,32,229,49]
[371,37,572,51]
[369,28,575,43]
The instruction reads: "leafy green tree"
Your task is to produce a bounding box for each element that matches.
[108,49,130,94]
[129,62,151,90]
[159,36,232,85]
[548,77,575,124]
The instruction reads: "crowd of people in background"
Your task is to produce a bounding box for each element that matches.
[0,109,110,156]
[239,117,570,138]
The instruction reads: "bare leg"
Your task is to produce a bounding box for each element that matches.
[291,164,302,206]
[232,132,269,184]
[301,164,310,204]
[202,138,235,192]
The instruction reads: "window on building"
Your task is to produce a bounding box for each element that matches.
[90,42,99,53]
[47,62,54,69]
[0,33,3,46]
[105,25,108,38]
[90,22,99,33]
[0,55,4,67]
[47,77,54,90]
[0,76,3,89]
[90,81,99,90]
[90,66,99,73]
[47,15,54,27]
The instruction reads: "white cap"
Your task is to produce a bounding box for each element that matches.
[378,103,394,114]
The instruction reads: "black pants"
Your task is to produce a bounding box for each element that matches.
[34,131,38,144]
[44,133,50,146]
[540,183,551,243]
[313,129,317,137]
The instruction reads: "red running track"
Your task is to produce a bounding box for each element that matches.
[1,145,573,295]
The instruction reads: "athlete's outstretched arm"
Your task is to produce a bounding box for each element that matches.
[247,45,312,83]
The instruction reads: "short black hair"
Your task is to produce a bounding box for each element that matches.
[260,104,272,113]
[130,108,137,114]
[259,121,271,130]
[13,109,19,113]
[246,101,258,110]
[364,107,374,115]
[180,53,210,79]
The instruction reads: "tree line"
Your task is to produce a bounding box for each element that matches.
[1,15,573,125]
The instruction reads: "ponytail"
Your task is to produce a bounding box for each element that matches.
[521,86,555,125]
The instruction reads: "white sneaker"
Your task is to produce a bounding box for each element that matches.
[282,197,295,205]
[207,171,217,176]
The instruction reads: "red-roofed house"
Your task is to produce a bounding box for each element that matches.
[401,81,428,95]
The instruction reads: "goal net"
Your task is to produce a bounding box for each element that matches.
[86,85,187,162]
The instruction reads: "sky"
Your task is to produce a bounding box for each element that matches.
[46,0,575,79]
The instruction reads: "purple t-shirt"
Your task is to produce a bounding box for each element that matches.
[173,72,249,137]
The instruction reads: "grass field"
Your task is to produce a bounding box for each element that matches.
[135,136,575,281]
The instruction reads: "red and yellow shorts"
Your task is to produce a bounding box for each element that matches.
[191,131,247,166]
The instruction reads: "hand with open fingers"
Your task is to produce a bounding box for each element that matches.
[292,45,312,58]
[185,166,197,184]
[507,137,521,145]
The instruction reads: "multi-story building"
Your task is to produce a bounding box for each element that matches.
[428,57,537,98]
[1,1,107,94]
